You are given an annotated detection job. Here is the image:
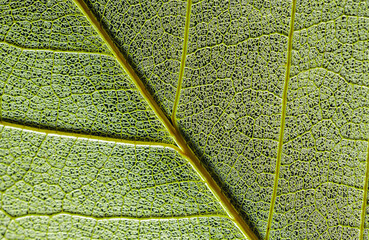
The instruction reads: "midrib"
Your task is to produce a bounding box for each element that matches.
[265,0,297,239]
[71,1,258,239]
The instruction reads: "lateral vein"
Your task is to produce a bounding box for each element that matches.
[0,121,180,151]
[0,41,113,57]
[4,211,231,222]
[265,0,297,239]
[171,0,192,125]
[359,141,369,240]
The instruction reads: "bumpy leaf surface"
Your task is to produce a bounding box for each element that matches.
[177,0,290,237]
[1,0,369,240]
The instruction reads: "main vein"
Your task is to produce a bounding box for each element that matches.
[265,0,296,239]
[360,142,369,240]
[72,0,258,239]
[171,0,192,125]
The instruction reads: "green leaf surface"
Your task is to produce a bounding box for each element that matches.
[0,43,173,143]
[1,213,243,239]
[84,0,187,116]
[0,0,109,54]
[0,126,225,218]
[1,0,369,239]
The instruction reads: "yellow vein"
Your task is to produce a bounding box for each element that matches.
[8,212,230,222]
[265,0,296,239]
[0,41,113,57]
[171,0,192,125]
[0,121,180,151]
[360,141,369,240]
[71,0,258,239]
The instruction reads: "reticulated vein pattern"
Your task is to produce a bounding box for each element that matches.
[0,0,109,54]
[0,42,173,143]
[4,0,369,239]
[83,0,188,117]
[0,126,226,230]
[269,1,369,239]
[176,0,292,238]
[0,212,243,240]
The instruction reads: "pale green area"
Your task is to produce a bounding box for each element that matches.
[175,0,369,239]
[272,137,365,238]
[0,126,225,218]
[83,0,187,116]
[268,1,369,239]
[2,0,369,239]
[0,0,109,54]
[0,211,243,240]
[0,0,246,239]
[291,2,369,140]
[0,126,237,239]
[0,42,173,143]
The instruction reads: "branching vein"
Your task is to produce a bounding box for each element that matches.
[71,0,258,239]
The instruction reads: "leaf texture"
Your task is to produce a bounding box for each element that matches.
[176,0,291,238]
[0,126,226,217]
[0,43,173,143]
[0,0,250,239]
[1,213,243,239]
[2,0,369,239]
[83,0,187,116]
[0,0,109,53]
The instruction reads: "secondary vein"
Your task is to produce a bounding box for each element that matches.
[0,41,113,57]
[171,0,192,125]
[265,0,296,239]
[5,211,231,222]
[0,121,180,151]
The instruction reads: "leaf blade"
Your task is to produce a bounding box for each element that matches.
[0,0,109,54]
[176,0,293,238]
[1,212,244,239]
[0,125,225,219]
[0,0,257,238]
[269,1,369,239]
[0,42,173,143]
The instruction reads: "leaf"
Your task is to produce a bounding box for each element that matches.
[0,126,241,239]
[1,0,369,240]
[0,0,250,239]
